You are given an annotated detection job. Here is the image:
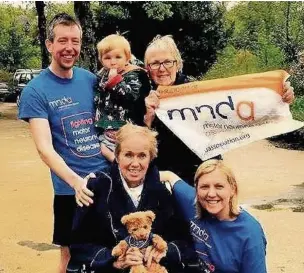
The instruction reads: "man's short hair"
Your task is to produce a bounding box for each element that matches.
[47,13,82,42]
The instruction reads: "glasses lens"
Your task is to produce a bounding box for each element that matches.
[163,61,175,68]
[149,60,176,70]
[150,63,160,70]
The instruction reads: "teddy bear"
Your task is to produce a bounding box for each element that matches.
[112,210,168,273]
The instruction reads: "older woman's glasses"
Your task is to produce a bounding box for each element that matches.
[148,60,177,70]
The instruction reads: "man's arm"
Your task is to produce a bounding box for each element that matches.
[29,118,93,207]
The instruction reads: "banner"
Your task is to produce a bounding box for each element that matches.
[155,70,303,160]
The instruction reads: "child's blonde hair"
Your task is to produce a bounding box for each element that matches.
[97,34,131,63]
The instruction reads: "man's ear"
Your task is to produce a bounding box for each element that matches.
[45,39,53,53]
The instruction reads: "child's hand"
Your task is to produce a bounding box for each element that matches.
[108,68,118,80]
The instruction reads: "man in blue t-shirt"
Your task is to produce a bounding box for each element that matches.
[18,13,109,273]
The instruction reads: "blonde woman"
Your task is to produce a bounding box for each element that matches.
[160,159,267,273]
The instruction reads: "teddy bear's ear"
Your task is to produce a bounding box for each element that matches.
[121,214,130,225]
[145,210,156,222]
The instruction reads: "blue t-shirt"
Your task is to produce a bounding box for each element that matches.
[173,180,267,273]
[18,67,109,195]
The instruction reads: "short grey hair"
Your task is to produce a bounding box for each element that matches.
[144,35,183,72]
[47,13,82,42]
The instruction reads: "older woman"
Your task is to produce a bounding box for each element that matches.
[144,35,222,184]
[144,35,295,185]
[160,160,267,273]
[67,123,194,273]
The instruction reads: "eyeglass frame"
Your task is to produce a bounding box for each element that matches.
[148,60,177,70]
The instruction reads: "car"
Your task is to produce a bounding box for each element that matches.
[13,69,42,106]
[0,82,10,102]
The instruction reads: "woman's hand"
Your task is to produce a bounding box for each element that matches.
[144,246,167,268]
[159,171,181,187]
[282,81,295,104]
[113,247,144,269]
[144,90,160,127]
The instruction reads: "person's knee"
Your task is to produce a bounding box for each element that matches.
[61,246,71,260]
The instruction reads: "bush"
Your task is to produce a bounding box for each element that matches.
[288,64,304,97]
[202,44,286,80]
[269,96,304,150]
[291,96,304,122]
[0,70,12,82]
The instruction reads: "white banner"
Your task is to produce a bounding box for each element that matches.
[155,70,303,160]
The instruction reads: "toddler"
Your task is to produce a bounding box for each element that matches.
[95,34,151,162]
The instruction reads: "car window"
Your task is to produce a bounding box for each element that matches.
[19,73,31,84]
[14,74,21,83]
[19,74,27,84]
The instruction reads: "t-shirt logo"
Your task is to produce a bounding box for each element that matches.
[61,112,101,157]
[49,96,75,109]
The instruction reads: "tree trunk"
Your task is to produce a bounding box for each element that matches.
[35,1,49,68]
[284,2,297,63]
[74,2,97,72]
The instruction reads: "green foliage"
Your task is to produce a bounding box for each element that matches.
[0,4,40,71]
[0,70,12,82]
[44,2,74,21]
[202,43,285,80]
[93,1,228,76]
[225,2,304,65]
[142,2,173,21]
[291,96,304,122]
[288,62,304,97]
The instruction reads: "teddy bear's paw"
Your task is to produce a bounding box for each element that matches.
[152,235,168,252]
[112,246,123,257]
[131,264,147,273]
[148,263,168,273]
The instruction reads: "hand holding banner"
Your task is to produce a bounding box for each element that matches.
[155,70,303,160]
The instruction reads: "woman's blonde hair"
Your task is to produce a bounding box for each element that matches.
[144,35,183,72]
[194,159,240,219]
[115,123,158,161]
[97,34,131,62]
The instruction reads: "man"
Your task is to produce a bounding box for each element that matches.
[18,13,109,273]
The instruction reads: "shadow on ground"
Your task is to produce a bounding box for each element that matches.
[17,241,59,251]
[251,182,304,212]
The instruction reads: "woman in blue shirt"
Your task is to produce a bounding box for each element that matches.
[160,159,267,273]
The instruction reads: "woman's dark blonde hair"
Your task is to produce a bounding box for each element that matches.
[115,123,158,161]
[194,159,240,219]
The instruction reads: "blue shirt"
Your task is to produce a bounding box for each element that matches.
[173,180,267,273]
[18,67,109,195]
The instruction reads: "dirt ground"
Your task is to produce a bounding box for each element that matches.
[0,102,303,273]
